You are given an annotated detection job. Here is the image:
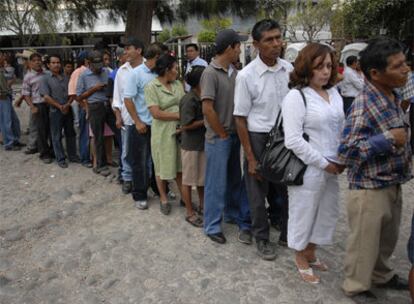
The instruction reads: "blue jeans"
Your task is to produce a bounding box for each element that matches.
[78,107,90,164]
[0,97,19,149]
[121,127,132,181]
[204,134,251,235]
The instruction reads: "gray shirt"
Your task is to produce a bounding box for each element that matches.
[39,73,69,105]
[76,68,109,103]
[179,91,205,151]
[200,59,237,140]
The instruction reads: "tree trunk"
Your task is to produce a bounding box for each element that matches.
[125,0,156,46]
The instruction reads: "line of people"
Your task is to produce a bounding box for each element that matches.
[1,18,414,302]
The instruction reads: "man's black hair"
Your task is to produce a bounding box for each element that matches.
[252,19,281,42]
[47,54,61,64]
[359,37,404,80]
[186,43,199,52]
[345,55,358,67]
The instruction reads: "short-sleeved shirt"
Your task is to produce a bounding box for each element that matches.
[200,59,237,140]
[234,56,293,133]
[76,68,109,104]
[3,66,15,81]
[22,69,46,104]
[39,73,69,105]
[184,56,208,92]
[68,65,87,96]
[0,70,9,97]
[112,62,134,125]
[179,90,205,151]
[123,63,156,126]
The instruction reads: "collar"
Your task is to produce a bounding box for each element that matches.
[365,79,402,108]
[189,56,200,64]
[211,59,235,76]
[120,62,132,71]
[254,56,286,77]
[84,68,105,77]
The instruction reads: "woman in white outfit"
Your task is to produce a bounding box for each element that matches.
[282,43,345,284]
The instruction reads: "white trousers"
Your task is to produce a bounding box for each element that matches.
[287,166,340,251]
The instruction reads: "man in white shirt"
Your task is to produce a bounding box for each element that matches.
[339,55,364,115]
[234,19,293,260]
[112,39,143,194]
[184,44,208,92]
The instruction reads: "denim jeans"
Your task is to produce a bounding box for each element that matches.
[0,97,19,149]
[126,125,151,201]
[204,134,251,235]
[27,111,38,150]
[121,127,132,181]
[49,107,78,163]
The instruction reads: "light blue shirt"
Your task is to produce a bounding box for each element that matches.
[185,56,208,92]
[76,68,109,103]
[123,63,156,125]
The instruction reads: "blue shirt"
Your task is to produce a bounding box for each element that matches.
[109,67,119,81]
[123,63,156,125]
[76,68,109,103]
[185,56,208,92]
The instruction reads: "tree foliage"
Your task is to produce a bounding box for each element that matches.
[338,0,414,41]
[0,0,58,46]
[286,0,336,42]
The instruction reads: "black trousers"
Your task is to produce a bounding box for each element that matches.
[126,125,151,201]
[49,108,77,163]
[88,102,120,169]
[33,103,53,159]
[410,104,414,151]
[244,132,288,242]
[342,96,355,117]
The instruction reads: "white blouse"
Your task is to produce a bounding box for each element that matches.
[282,87,345,170]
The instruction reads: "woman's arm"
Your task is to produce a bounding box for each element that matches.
[148,105,179,121]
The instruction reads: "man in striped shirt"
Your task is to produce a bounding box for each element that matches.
[338,37,412,300]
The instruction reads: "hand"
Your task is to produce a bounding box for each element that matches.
[247,157,262,181]
[135,121,147,134]
[62,103,70,114]
[219,132,229,140]
[324,162,340,175]
[30,105,38,114]
[14,99,22,108]
[175,127,182,135]
[93,83,106,91]
[116,118,123,129]
[389,128,407,147]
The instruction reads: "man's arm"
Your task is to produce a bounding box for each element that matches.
[235,116,260,178]
[44,95,64,111]
[76,83,105,102]
[202,100,227,139]
[124,97,147,133]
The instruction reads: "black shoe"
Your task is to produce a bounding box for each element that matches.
[348,290,377,302]
[207,232,226,244]
[375,274,409,290]
[238,229,253,245]
[256,239,277,261]
[14,142,26,147]
[122,181,132,194]
[160,201,171,215]
[5,145,21,151]
[278,239,288,247]
[58,161,68,168]
[24,148,38,154]
[69,157,81,163]
[81,162,93,168]
[41,157,53,164]
[93,166,111,177]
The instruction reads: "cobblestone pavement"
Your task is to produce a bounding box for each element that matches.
[0,106,413,304]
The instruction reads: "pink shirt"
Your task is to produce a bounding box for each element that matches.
[68,65,87,96]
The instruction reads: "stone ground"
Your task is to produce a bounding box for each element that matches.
[0,104,413,304]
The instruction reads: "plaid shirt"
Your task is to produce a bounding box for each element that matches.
[399,71,414,102]
[22,69,46,104]
[338,80,412,189]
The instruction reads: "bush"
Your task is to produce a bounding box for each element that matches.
[198,30,216,42]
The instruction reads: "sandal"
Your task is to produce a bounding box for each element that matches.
[160,201,171,215]
[296,262,320,284]
[185,214,203,228]
[309,258,328,271]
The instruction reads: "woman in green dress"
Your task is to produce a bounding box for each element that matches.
[145,54,185,215]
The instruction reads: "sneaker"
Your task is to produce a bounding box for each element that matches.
[238,230,253,245]
[135,200,148,210]
[122,181,132,194]
[69,157,81,163]
[93,166,111,177]
[256,240,277,261]
[58,161,68,168]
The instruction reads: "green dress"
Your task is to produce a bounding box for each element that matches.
[145,78,185,180]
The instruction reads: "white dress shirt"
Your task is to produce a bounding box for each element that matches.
[112,62,134,126]
[339,66,364,98]
[233,56,293,133]
[282,87,345,170]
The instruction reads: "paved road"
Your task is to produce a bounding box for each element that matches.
[0,105,413,304]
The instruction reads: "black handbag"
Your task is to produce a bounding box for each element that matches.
[256,89,308,186]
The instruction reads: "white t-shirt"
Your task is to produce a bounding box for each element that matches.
[112,62,134,126]
[233,56,293,132]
